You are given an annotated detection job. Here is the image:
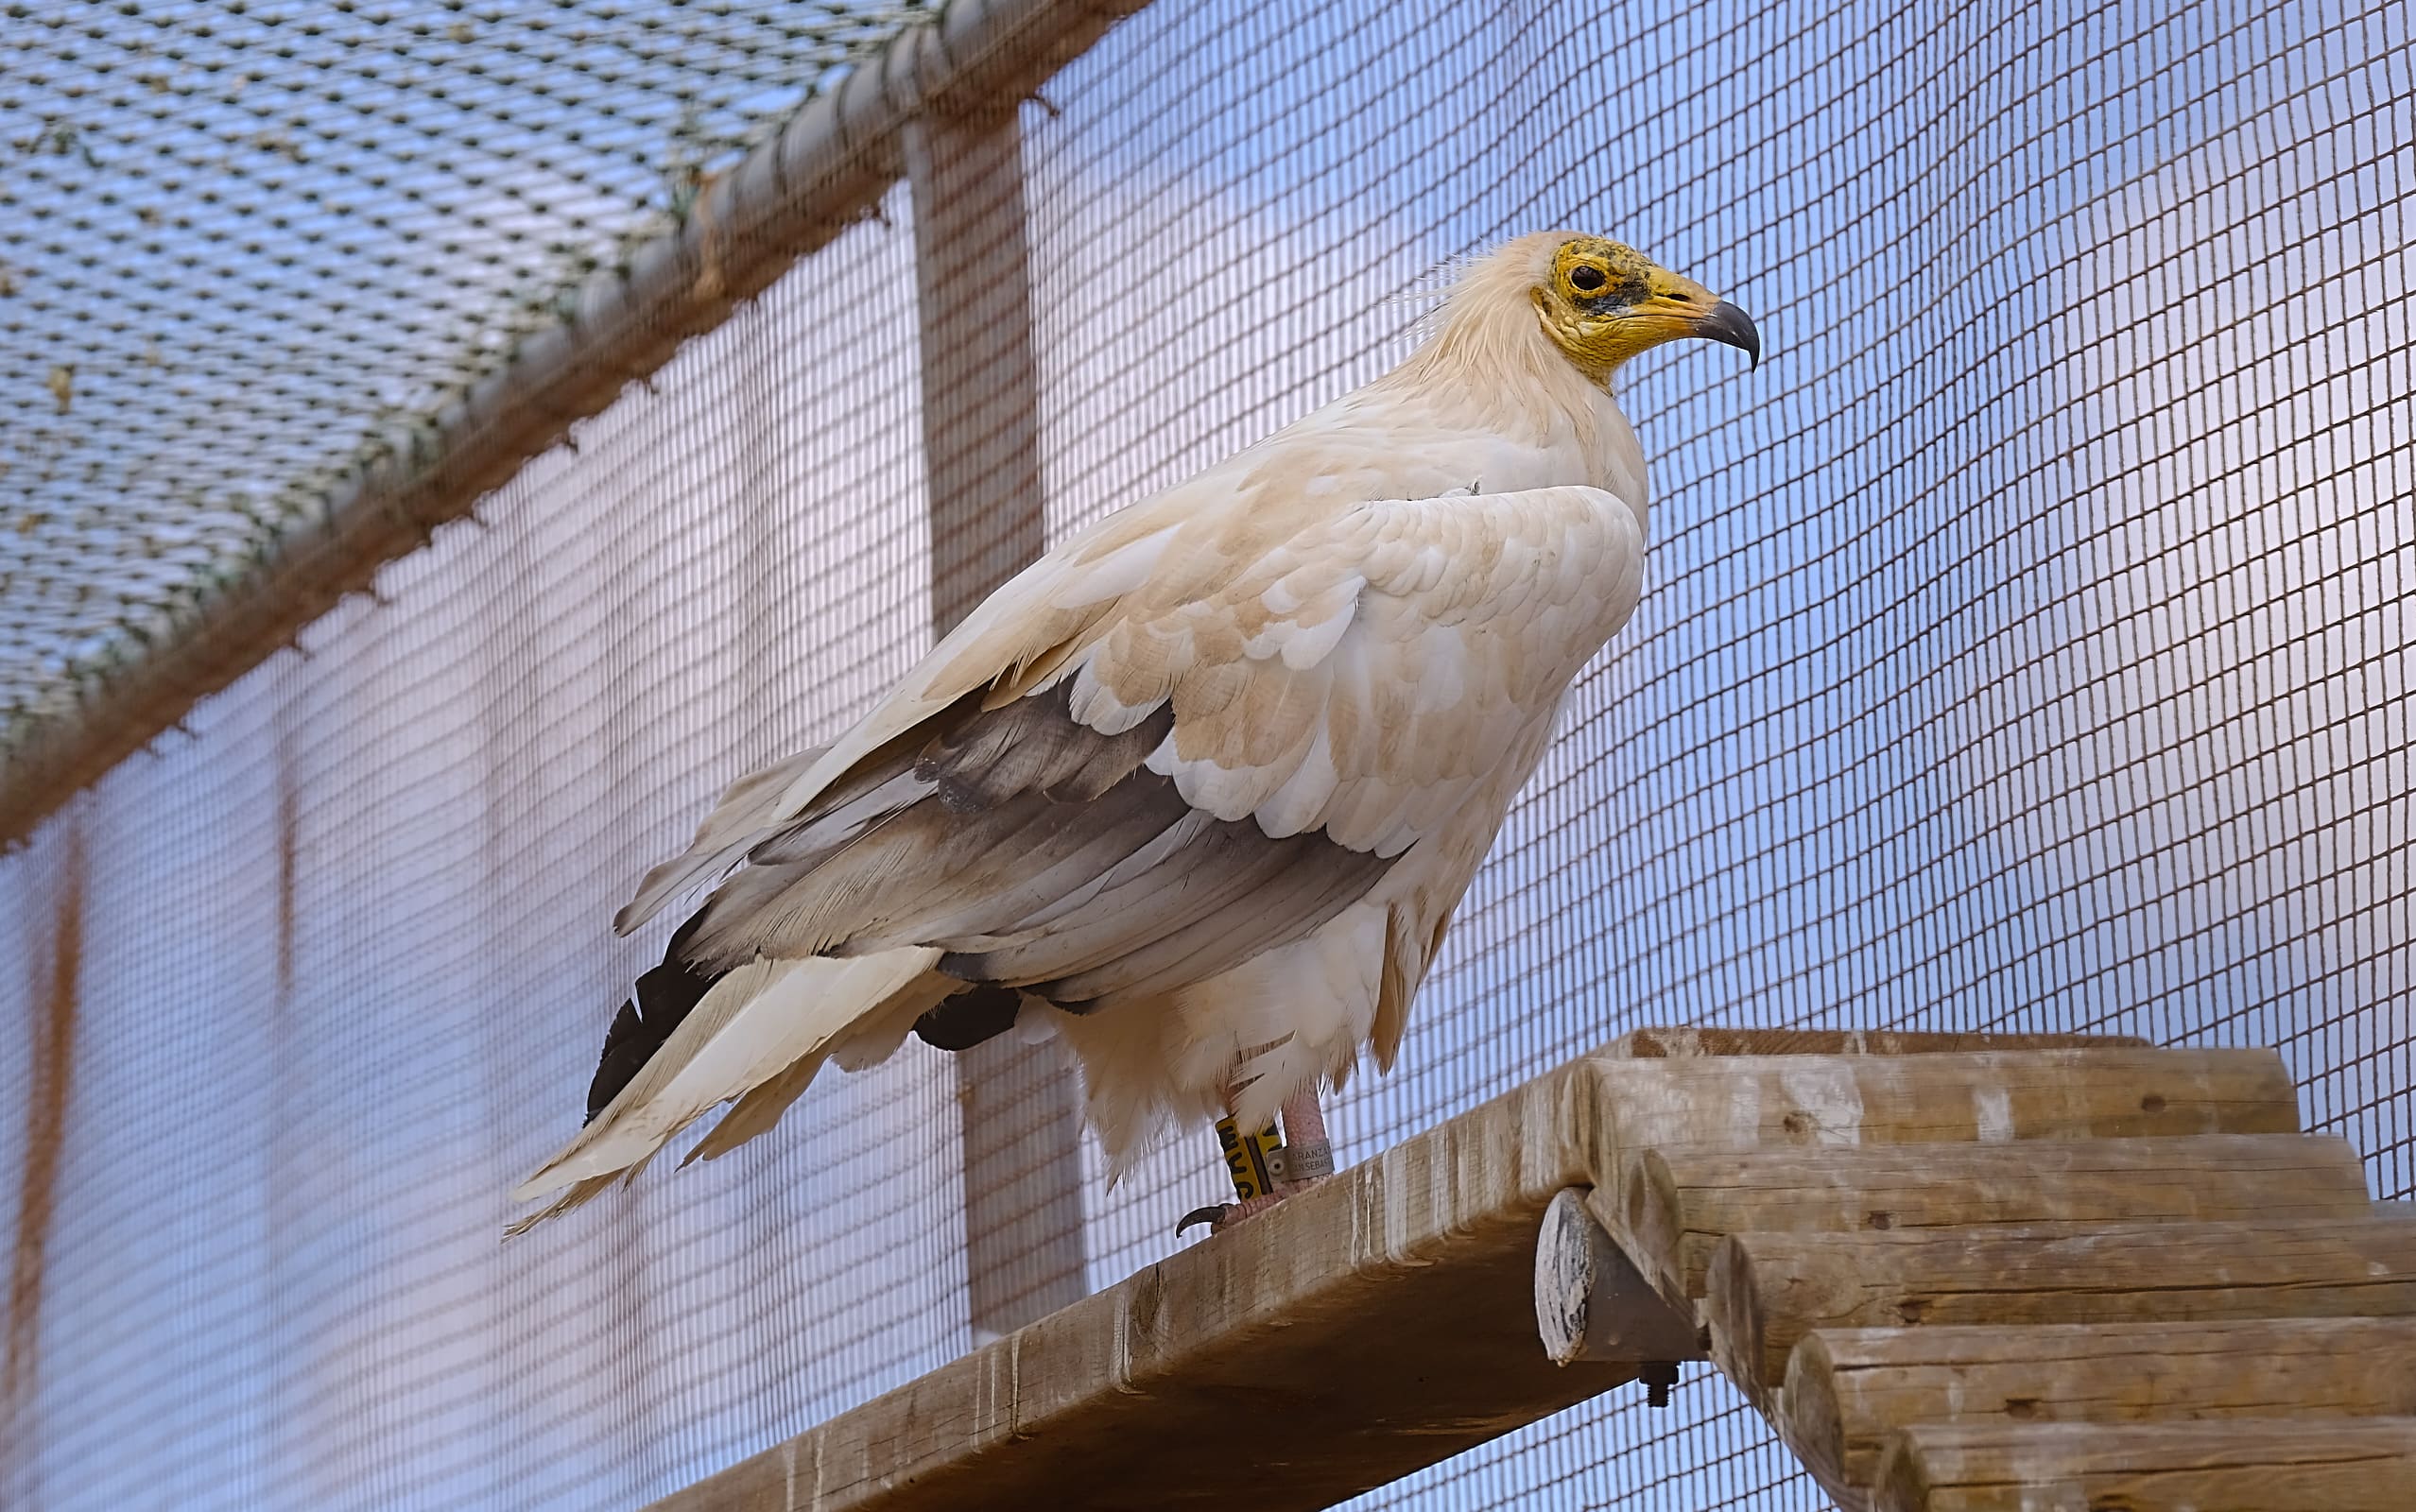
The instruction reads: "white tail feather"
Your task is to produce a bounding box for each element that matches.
[509,946,941,1204]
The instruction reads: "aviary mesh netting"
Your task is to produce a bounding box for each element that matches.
[0,0,2409,1508]
[0,0,928,744]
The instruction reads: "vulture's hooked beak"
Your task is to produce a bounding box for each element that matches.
[1693,300,1763,369]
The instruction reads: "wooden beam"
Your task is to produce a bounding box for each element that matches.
[1609,1027,2149,1058]
[905,103,1086,1340]
[0,0,1153,850]
[905,106,1049,638]
[1533,1188,1703,1371]
[1578,1044,2302,1167]
[1618,1134,2373,1302]
[643,1059,1627,1512]
[1873,1418,2416,1512]
[1781,1317,2416,1500]
[1704,1213,2416,1393]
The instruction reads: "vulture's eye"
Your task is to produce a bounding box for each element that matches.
[1570,266,1607,292]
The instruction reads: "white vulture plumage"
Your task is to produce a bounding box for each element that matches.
[510,230,1759,1233]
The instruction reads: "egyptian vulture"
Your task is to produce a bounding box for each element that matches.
[511,231,1759,1232]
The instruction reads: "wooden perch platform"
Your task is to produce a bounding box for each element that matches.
[643,1027,2416,1512]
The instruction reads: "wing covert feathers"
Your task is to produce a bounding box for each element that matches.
[616,745,827,935]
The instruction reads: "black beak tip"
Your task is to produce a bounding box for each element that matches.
[1701,299,1762,369]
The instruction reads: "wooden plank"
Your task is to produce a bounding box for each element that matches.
[1604,1027,2148,1059]
[1619,1134,2371,1301]
[645,1059,1631,1512]
[1575,1047,2302,1177]
[1783,1317,2416,1502]
[904,105,1086,1340]
[1703,1214,2416,1393]
[1873,1418,2416,1512]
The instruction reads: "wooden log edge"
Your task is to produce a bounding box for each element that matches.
[1533,1188,1703,1379]
[1873,1418,2416,1512]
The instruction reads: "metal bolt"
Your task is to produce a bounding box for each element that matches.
[1640,1360,1679,1408]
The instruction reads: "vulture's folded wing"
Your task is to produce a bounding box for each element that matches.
[518,484,1642,1206]
[654,482,1643,982]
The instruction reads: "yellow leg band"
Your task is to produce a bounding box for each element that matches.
[1214,1115,1282,1200]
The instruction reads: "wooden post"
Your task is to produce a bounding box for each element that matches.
[905,103,1087,1341]
[1532,1188,1702,1383]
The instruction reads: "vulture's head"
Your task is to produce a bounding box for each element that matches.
[1522,232,1761,378]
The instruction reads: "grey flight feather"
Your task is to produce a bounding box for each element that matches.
[670,682,1398,1002]
[941,812,1386,1000]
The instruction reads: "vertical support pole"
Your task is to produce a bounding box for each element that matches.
[904,105,1088,1342]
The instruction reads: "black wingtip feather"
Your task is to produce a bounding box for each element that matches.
[585,915,723,1122]
[585,999,651,1124]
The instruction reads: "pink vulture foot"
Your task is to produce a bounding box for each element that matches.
[1175,1088,1337,1236]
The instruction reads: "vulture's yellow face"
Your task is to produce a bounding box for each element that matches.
[1533,235,1761,378]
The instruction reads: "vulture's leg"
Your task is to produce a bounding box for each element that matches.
[1176,1087,1337,1235]
[1273,1085,1335,1190]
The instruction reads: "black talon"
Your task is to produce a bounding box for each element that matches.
[1175,1204,1230,1236]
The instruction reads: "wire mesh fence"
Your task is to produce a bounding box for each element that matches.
[0,0,932,747]
[3,0,2411,1508]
